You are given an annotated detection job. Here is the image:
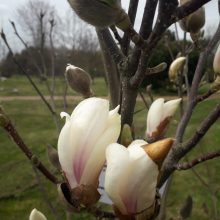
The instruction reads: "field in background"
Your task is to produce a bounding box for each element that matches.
[0,76,220,219]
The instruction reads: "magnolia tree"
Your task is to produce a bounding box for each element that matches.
[1,0,220,219]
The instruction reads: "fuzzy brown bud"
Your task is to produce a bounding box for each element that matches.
[65,64,93,98]
[179,0,205,34]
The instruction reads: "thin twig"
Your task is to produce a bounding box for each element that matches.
[176,150,220,170]
[121,0,139,55]
[197,83,220,103]
[110,25,123,47]
[0,30,60,130]
[32,165,61,220]
[139,91,149,110]
[1,111,58,184]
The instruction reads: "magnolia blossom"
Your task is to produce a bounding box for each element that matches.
[29,209,47,220]
[146,98,181,140]
[105,140,159,215]
[58,97,121,189]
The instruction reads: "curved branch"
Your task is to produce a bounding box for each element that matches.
[176,150,220,170]
[0,109,59,184]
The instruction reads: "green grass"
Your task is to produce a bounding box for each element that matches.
[0,75,108,97]
[0,76,220,219]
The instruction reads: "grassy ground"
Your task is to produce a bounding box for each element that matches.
[0,76,220,219]
[0,76,108,97]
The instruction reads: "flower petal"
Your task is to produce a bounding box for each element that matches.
[119,145,158,214]
[162,98,181,120]
[147,98,164,136]
[29,208,47,220]
[105,143,128,214]
[80,106,121,186]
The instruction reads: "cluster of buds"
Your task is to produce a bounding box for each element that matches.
[65,64,93,98]
[67,0,132,31]
[179,0,205,41]
[55,96,180,218]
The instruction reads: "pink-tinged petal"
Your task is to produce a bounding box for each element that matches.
[162,98,181,120]
[80,105,121,186]
[70,98,109,184]
[146,98,164,137]
[105,141,158,215]
[58,114,78,188]
[105,143,129,215]
[119,145,158,214]
[29,208,47,220]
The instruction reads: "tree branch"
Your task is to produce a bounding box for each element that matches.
[197,83,220,103]
[173,0,212,22]
[121,0,139,55]
[96,28,120,108]
[0,30,58,119]
[176,150,220,170]
[158,102,220,187]
[0,109,59,184]
[96,28,125,65]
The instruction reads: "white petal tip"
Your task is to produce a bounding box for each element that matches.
[29,208,47,220]
[60,112,70,121]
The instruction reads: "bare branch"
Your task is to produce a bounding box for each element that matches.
[121,0,139,55]
[96,28,125,65]
[110,25,123,47]
[173,0,212,22]
[158,102,220,187]
[96,28,120,108]
[0,109,59,184]
[176,150,220,170]
[139,91,149,110]
[197,83,220,103]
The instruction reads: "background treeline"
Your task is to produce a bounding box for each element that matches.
[0,0,215,90]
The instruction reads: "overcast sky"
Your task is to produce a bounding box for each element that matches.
[0,0,218,51]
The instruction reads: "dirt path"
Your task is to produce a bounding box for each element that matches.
[0,93,220,102]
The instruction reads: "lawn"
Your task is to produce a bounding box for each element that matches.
[0,76,220,219]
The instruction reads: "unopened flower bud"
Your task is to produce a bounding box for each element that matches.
[67,0,131,31]
[120,124,133,147]
[65,64,93,98]
[146,98,181,141]
[148,62,167,75]
[179,0,205,34]
[213,44,220,76]
[29,209,47,220]
[169,57,186,83]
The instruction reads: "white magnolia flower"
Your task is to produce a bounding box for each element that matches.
[29,209,47,220]
[146,98,181,140]
[105,140,159,215]
[58,97,121,189]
